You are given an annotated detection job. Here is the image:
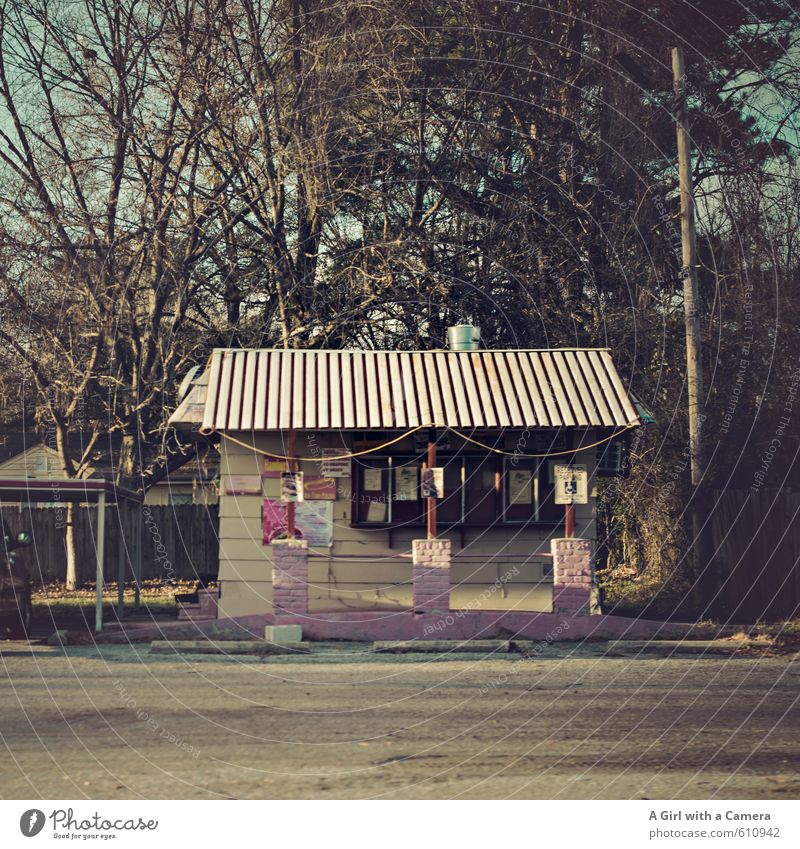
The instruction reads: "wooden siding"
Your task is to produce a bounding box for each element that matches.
[215,431,597,617]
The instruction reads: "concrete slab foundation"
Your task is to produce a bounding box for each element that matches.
[90,609,718,644]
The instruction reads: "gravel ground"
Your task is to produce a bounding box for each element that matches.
[1,640,799,800]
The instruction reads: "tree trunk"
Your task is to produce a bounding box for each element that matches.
[64,502,78,590]
[54,425,80,589]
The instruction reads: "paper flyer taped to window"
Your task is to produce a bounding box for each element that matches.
[394,466,418,501]
[363,468,383,491]
[508,469,533,504]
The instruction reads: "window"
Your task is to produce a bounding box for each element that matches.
[354,452,563,527]
[169,493,194,506]
[354,457,390,523]
[436,457,464,524]
[464,456,499,524]
[390,457,425,525]
[502,459,561,523]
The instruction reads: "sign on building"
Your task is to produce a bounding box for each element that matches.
[421,467,444,499]
[303,476,337,500]
[224,474,263,495]
[280,471,304,502]
[320,448,351,478]
[553,464,588,505]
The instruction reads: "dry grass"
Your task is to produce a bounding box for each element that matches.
[31,579,208,627]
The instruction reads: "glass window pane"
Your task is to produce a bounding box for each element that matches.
[437,457,463,523]
[464,456,498,524]
[355,457,389,523]
[391,457,424,526]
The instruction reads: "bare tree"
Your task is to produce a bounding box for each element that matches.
[0,0,232,583]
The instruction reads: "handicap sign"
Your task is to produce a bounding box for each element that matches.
[553,464,588,505]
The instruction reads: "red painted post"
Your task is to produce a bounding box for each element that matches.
[565,502,575,538]
[287,428,296,539]
[427,430,437,540]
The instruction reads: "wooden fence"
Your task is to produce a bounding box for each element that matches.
[711,488,800,622]
[0,504,219,585]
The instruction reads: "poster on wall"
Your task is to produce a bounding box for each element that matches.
[297,501,334,546]
[224,474,262,495]
[303,476,337,500]
[394,466,418,501]
[262,499,333,547]
[320,448,351,478]
[280,471,304,502]
[263,456,285,478]
[421,467,444,499]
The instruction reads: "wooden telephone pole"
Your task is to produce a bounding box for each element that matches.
[671,46,704,488]
[672,46,710,603]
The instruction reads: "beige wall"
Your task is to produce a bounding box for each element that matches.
[143,481,218,506]
[216,430,598,618]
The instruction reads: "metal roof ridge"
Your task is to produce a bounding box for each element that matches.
[208,346,614,354]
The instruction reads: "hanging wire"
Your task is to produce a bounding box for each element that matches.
[212,421,639,462]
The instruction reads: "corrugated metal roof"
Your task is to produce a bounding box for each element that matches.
[170,348,641,431]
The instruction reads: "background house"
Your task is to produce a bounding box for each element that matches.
[0,432,219,506]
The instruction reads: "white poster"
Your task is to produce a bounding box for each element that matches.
[296,501,333,547]
[363,468,383,491]
[320,448,351,478]
[394,466,418,501]
[421,467,444,499]
[280,471,304,502]
[508,469,533,504]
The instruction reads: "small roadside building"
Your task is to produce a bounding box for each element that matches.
[170,334,642,623]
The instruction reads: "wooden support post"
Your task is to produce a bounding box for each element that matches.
[134,507,142,611]
[565,503,575,538]
[95,490,106,633]
[427,430,437,540]
[117,505,125,619]
[287,428,296,540]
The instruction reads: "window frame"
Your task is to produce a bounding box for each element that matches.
[352,451,564,528]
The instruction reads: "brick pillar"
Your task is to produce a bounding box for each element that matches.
[412,539,451,612]
[552,538,594,617]
[271,538,309,615]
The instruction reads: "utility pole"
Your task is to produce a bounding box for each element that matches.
[672,46,710,605]
[671,46,704,487]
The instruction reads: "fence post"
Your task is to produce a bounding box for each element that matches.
[95,491,106,633]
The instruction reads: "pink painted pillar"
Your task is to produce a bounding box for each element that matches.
[271,538,309,615]
[552,538,594,617]
[412,539,451,612]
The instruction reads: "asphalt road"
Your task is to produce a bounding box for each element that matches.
[1,640,798,799]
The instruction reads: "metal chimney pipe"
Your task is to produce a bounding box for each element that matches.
[447,325,481,351]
